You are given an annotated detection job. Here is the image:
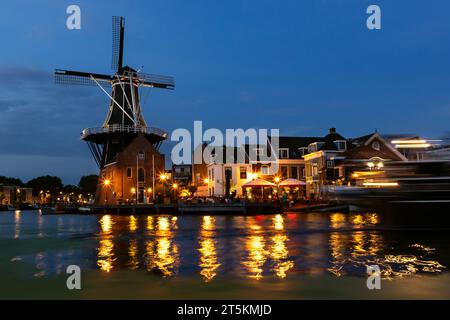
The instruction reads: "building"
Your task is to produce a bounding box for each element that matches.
[172,164,192,187]
[94,135,165,204]
[302,128,350,198]
[334,132,408,186]
[0,185,33,204]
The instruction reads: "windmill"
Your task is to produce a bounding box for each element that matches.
[55,16,174,204]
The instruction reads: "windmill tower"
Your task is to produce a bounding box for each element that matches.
[55,16,175,205]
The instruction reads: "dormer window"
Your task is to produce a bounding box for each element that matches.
[279,148,289,159]
[308,142,324,153]
[334,140,347,151]
[298,147,308,156]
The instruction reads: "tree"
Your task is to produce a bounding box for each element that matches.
[78,175,99,196]
[63,184,80,193]
[0,176,23,186]
[26,176,63,196]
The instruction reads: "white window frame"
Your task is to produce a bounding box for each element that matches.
[279,148,289,159]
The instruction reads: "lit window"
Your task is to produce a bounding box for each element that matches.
[240,167,247,179]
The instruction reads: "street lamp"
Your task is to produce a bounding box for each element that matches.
[103,179,111,204]
[172,183,178,200]
[131,187,137,205]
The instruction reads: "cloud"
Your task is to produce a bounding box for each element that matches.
[0,66,108,157]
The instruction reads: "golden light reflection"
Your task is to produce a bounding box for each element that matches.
[198,216,220,281]
[330,213,346,229]
[129,215,138,232]
[350,213,380,226]
[127,239,139,270]
[351,214,364,226]
[199,238,220,281]
[100,215,113,234]
[146,216,154,231]
[243,235,266,280]
[351,232,382,259]
[144,217,179,277]
[14,210,21,239]
[273,214,284,231]
[154,238,178,277]
[328,232,346,276]
[157,217,170,235]
[367,213,379,225]
[270,234,294,278]
[97,239,115,272]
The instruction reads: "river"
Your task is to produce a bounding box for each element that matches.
[0,210,449,299]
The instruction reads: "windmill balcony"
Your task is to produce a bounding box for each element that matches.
[81,125,168,143]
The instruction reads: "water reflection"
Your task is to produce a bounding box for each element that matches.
[270,234,293,278]
[14,210,20,239]
[145,216,179,277]
[198,216,220,282]
[127,239,139,270]
[98,239,115,272]
[243,234,266,280]
[129,216,138,232]
[100,215,113,234]
[87,212,450,279]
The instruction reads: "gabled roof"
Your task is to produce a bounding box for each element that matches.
[342,132,407,161]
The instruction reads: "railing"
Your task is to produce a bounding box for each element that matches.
[81,125,168,139]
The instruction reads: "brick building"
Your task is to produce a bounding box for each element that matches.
[94,134,165,205]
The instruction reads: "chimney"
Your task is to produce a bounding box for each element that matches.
[329,127,336,134]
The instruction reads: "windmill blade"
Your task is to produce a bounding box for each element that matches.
[55,69,112,86]
[112,16,125,72]
[137,72,175,89]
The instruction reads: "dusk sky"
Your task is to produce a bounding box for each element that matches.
[1,0,450,184]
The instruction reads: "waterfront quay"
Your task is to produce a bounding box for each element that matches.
[90,202,283,215]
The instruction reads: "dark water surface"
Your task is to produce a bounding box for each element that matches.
[1,210,449,282]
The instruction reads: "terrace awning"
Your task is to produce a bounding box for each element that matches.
[278,178,306,187]
[242,179,276,188]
